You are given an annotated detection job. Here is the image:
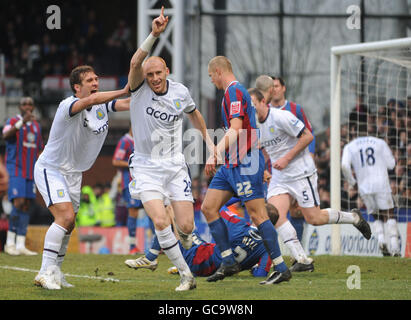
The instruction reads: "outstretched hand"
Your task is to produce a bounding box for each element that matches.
[152,6,169,37]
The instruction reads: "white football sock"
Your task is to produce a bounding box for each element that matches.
[326,208,357,224]
[155,225,191,276]
[40,223,67,273]
[6,231,16,246]
[57,233,71,268]
[277,220,308,262]
[15,235,26,250]
[386,219,400,254]
[373,219,386,246]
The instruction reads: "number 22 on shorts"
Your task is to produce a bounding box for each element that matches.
[236,181,253,197]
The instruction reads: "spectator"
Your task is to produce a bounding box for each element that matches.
[94,183,115,227]
[76,186,97,227]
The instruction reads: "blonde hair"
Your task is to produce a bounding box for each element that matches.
[208,56,233,73]
[255,75,274,93]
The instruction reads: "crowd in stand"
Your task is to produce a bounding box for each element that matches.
[0,1,135,81]
[315,97,411,212]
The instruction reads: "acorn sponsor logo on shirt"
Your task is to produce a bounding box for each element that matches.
[145,106,180,122]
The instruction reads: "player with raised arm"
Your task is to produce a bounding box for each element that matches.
[126,7,214,291]
[248,88,372,268]
[341,124,399,256]
[126,200,279,279]
[2,97,43,256]
[201,56,291,285]
[33,65,130,290]
[112,127,144,254]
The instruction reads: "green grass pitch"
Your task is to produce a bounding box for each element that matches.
[0,253,409,300]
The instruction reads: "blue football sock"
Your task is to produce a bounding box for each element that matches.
[145,234,161,261]
[127,216,137,250]
[289,216,305,242]
[16,209,30,236]
[9,206,20,233]
[257,219,288,273]
[209,218,236,265]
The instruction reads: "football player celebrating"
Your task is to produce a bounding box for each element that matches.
[33,66,130,290]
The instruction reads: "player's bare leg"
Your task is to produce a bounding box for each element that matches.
[143,198,196,291]
[269,194,313,272]
[269,193,292,226]
[171,200,195,249]
[301,206,371,240]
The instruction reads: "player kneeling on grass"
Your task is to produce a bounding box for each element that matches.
[126,200,286,283]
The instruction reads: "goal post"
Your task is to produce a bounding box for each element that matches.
[330,37,411,255]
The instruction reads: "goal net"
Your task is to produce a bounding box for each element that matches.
[330,38,411,255]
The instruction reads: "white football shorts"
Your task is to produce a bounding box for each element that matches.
[34,161,82,212]
[267,173,320,208]
[360,192,394,214]
[128,154,193,204]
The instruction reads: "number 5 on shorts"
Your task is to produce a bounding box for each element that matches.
[236,181,252,196]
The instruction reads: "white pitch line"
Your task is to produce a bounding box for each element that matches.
[0,265,120,283]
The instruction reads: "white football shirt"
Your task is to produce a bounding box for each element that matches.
[341,136,395,195]
[259,107,316,182]
[129,79,196,159]
[37,95,116,174]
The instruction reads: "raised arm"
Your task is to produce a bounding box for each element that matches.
[113,98,131,112]
[71,85,129,115]
[128,6,169,91]
[3,110,35,140]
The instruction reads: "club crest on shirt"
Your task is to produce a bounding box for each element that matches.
[269,126,275,134]
[173,99,182,110]
[27,132,36,142]
[230,101,241,116]
[57,189,65,198]
[96,108,105,120]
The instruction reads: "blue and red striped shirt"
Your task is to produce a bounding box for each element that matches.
[221,81,259,168]
[113,133,134,189]
[182,205,272,277]
[3,115,43,179]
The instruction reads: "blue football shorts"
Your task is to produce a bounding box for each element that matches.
[122,187,143,209]
[209,150,265,202]
[8,176,36,200]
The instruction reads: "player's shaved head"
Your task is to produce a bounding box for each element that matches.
[208,56,233,73]
[143,56,167,71]
[143,56,169,94]
[255,75,274,93]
